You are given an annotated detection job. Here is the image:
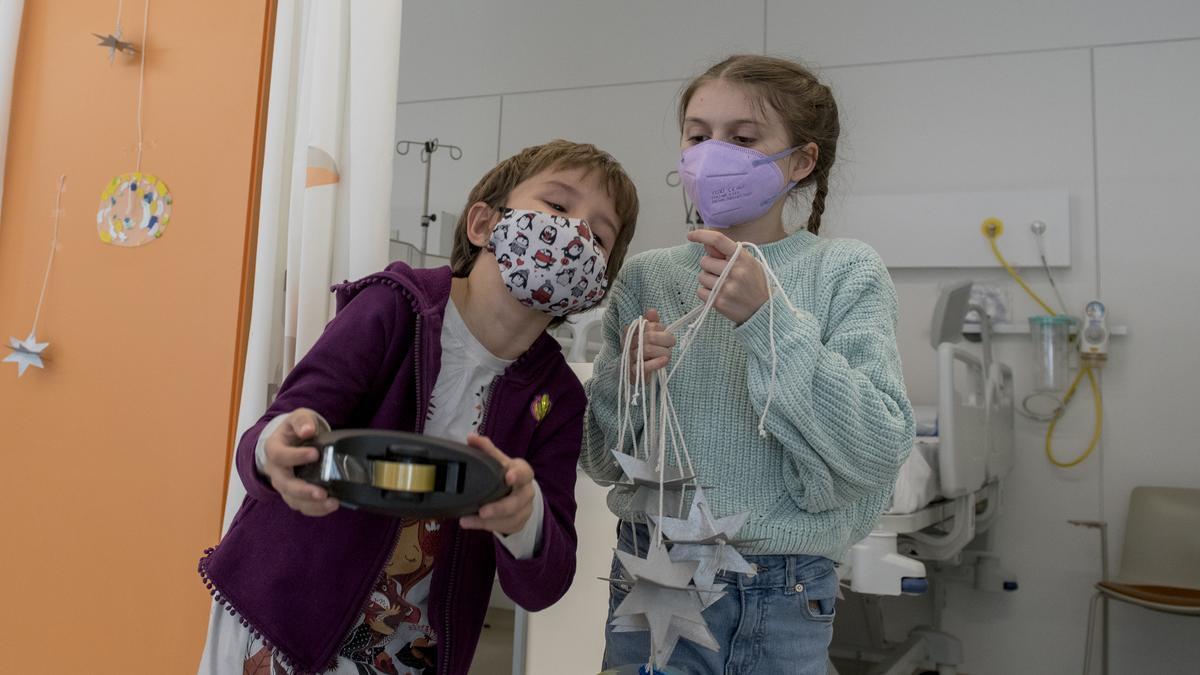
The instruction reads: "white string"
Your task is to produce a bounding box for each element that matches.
[662,381,694,517]
[30,177,67,336]
[739,241,803,435]
[615,319,645,460]
[610,240,800,561]
[134,0,149,174]
[664,246,743,383]
[607,241,804,671]
[656,373,674,546]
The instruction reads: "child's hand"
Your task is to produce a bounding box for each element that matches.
[626,309,676,381]
[262,408,339,517]
[459,434,536,536]
[688,229,770,325]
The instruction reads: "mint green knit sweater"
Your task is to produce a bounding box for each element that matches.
[581,230,915,559]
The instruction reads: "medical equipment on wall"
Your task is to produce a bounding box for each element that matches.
[982,217,1105,468]
[1080,300,1109,364]
[395,138,463,266]
[1029,315,1075,392]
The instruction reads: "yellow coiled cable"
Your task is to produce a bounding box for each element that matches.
[981,217,1103,467]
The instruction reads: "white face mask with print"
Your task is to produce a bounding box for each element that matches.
[486,208,609,316]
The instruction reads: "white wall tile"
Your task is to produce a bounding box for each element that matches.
[767,0,1200,67]
[821,50,1098,401]
[398,0,763,102]
[391,96,501,255]
[1094,38,1200,673]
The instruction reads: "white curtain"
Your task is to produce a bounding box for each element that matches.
[221,0,403,532]
[0,0,25,221]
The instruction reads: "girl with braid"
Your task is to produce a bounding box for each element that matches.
[583,55,914,674]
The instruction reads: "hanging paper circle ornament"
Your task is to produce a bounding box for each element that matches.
[96,172,173,246]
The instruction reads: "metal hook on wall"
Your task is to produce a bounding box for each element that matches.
[396,138,464,266]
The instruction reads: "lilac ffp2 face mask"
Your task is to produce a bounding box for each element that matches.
[679,140,798,229]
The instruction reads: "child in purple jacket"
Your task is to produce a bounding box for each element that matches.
[198,140,639,675]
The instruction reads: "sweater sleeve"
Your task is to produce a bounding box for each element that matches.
[581,274,647,485]
[235,284,405,502]
[494,380,585,612]
[733,248,915,513]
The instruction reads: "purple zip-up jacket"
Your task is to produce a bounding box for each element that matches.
[199,263,583,674]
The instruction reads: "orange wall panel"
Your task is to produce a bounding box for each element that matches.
[0,1,272,670]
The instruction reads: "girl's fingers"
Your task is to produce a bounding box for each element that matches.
[267,442,319,468]
[643,356,670,374]
[699,255,728,275]
[638,344,671,360]
[477,488,527,520]
[284,408,320,442]
[272,470,326,503]
[687,229,738,257]
[641,331,676,348]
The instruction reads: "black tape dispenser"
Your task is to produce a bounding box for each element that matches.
[295,429,510,518]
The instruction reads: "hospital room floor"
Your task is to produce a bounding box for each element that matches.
[830,659,967,675]
[468,607,515,674]
[465,610,954,674]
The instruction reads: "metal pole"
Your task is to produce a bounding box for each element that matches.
[1099,522,1109,675]
[419,141,434,268]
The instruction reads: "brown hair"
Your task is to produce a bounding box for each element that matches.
[678,55,839,234]
[449,139,639,284]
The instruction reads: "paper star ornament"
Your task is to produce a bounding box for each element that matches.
[4,332,49,377]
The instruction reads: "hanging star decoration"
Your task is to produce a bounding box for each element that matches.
[608,545,720,666]
[596,450,697,517]
[4,333,49,377]
[93,3,138,66]
[599,305,780,672]
[651,487,763,588]
[5,176,65,378]
[93,32,139,63]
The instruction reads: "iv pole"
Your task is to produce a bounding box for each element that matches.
[396,138,462,267]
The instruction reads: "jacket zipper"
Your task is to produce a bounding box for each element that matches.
[340,313,428,667]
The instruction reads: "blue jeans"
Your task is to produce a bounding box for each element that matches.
[602,522,837,675]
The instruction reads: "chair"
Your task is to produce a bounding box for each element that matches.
[1070,486,1200,675]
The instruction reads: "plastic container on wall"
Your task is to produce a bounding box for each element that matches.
[1029,315,1076,392]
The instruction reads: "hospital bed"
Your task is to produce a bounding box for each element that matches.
[829,340,1016,675]
[829,280,1017,675]
[515,293,1016,675]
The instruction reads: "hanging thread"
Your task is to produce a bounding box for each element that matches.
[31,176,67,335]
[615,241,801,531]
[134,0,149,173]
